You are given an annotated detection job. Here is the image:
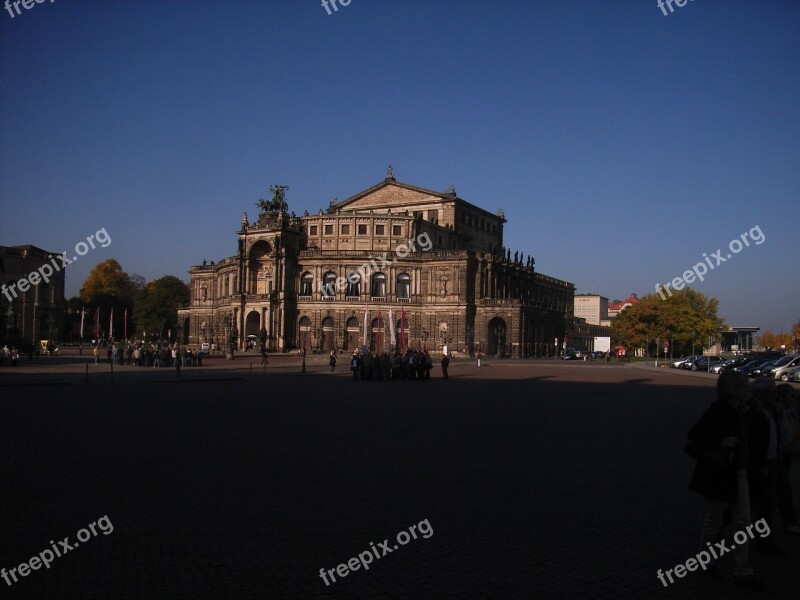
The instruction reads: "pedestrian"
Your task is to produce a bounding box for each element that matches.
[746,378,790,552]
[107,345,113,363]
[11,346,19,367]
[261,344,269,366]
[0,344,8,367]
[350,352,360,380]
[686,370,763,589]
[476,349,481,367]
[329,349,337,373]
[776,383,800,534]
[441,353,450,379]
[93,345,100,365]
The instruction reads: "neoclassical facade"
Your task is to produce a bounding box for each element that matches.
[178,173,574,357]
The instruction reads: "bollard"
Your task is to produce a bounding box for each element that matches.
[85,363,89,384]
[250,361,252,377]
[176,360,181,377]
[263,363,267,376]
[110,361,114,382]
[302,353,306,374]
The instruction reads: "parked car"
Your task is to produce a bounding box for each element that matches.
[767,354,800,380]
[678,356,703,370]
[563,352,581,361]
[778,365,800,382]
[734,360,771,377]
[750,360,778,377]
[711,362,727,374]
[688,356,723,371]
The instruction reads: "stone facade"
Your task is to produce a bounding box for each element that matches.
[0,245,66,347]
[178,175,574,357]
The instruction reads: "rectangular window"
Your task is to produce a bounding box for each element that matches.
[341,224,350,235]
[357,224,367,235]
[427,210,438,221]
[309,225,318,235]
[375,224,385,235]
[324,225,333,235]
[392,225,402,236]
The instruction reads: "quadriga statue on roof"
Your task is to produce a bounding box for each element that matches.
[256,184,289,212]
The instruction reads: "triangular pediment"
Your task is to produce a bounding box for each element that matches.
[332,180,452,212]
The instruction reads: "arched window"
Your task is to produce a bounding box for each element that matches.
[396,273,410,299]
[300,272,313,297]
[321,271,337,298]
[371,273,386,298]
[346,272,360,298]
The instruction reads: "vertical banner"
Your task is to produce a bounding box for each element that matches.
[109,308,114,340]
[93,308,100,339]
[363,308,369,347]
[389,309,396,348]
[80,308,85,340]
[376,310,383,352]
[123,309,128,340]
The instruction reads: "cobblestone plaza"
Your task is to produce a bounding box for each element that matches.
[2,358,799,598]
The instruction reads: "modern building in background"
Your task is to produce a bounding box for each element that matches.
[574,294,609,326]
[0,245,65,347]
[178,171,575,357]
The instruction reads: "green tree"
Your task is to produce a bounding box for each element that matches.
[132,276,189,341]
[611,288,724,357]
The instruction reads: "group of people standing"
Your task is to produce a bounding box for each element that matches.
[687,370,799,589]
[345,348,450,380]
[0,344,20,367]
[90,343,203,367]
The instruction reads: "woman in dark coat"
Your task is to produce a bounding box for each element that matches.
[687,369,762,588]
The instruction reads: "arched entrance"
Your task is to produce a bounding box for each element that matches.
[487,317,506,356]
[321,316,335,352]
[298,316,311,351]
[245,311,260,337]
[345,317,360,351]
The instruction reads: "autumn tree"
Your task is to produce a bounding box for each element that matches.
[132,276,189,341]
[78,259,137,340]
[80,259,137,305]
[611,288,724,357]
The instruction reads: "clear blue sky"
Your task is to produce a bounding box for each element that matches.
[1,0,798,334]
